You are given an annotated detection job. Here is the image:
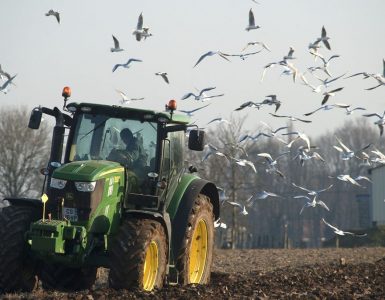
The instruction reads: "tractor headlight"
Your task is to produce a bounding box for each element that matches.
[50,178,67,189]
[74,181,96,192]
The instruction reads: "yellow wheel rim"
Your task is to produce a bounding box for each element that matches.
[189,219,208,283]
[143,241,158,291]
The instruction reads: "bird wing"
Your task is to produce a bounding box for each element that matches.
[137,13,143,30]
[295,117,312,123]
[335,136,351,152]
[365,84,383,91]
[257,152,273,162]
[362,113,382,118]
[115,89,128,101]
[248,8,255,26]
[326,73,346,85]
[317,184,333,193]
[0,74,17,90]
[181,92,195,100]
[207,117,221,125]
[334,103,351,109]
[190,103,210,113]
[321,94,330,105]
[322,218,340,232]
[321,26,327,38]
[112,64,123,72]
[161,73,169,84]
[329,87,344,93]
[245,160,257,173]
[317,200,330,211]
[292,183,312,194]
[127,58,142,65]
[193,51,212,68]
[199,87,216,96]
[354,176,372,183]
[218,51,231,62]
[112,35,120,49]
[269,113,288,118]
[55,12,60,24]
[304,106,324,116]
[273,126,288,134]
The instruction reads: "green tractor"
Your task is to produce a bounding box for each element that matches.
[0,89,219,293]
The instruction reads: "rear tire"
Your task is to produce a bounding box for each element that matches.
[176,194,214,285]
[39,264,97,291]
[109,217,167,291]
[0,203,40,293]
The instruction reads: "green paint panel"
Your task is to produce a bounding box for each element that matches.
[53,160,123,181]
[167,174,199,219]
[27,219,87,255]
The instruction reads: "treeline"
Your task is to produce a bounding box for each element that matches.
[0,106,50,198]
[191,116,385,248]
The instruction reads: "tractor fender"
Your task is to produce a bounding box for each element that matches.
[170,178,219,261]
[123,210,172,248]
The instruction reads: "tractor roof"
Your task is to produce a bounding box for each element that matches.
[66,102,191,125]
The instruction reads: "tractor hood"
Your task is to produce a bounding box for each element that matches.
[52,160,124,181]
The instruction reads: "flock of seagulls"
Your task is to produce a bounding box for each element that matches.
[1,4,383,241]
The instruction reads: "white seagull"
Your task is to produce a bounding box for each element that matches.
[155,72,169,84]
[282,131,311,150]
[207,117,230,126]
[111,35,124,52]
[294,195,330,215]
[0,65,12,81]
[269,113,312,123]
[322,218,367,237]
[193,50,230,67]
[248,190,282,201]
[0,74,17,94]
[304,103,350,116]
[245,8,260,31]
[262,95,282,113]
[257,151,290,178]
[132,13,152,41]
[202,144,228,162]
[225,200,248,215]
[230,157,257,173]
[362,110,385,136]
[315,26,331,50]
[333,136,371,160]
[242,41,271,52]
[181,87,216,101]
[292,182,333,197]
[115,90,144,105]
[321,87,344,105]
[112,58,142,73]
[45,9,60,24]
[179,103,210,117]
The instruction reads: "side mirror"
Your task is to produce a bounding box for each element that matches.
[28,107,42,129]
[188,129,205,151]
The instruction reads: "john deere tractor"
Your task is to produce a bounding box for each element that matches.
[0,88,219,293]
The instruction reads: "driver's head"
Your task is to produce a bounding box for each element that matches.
[120,128,134,145]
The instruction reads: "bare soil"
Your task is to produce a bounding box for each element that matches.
[3,247,385,299]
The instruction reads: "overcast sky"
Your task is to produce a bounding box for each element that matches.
[1,0,384,137]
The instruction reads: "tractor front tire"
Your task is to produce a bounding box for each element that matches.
[39,264,97,291]
[176,194,215,285]
[0,203,40,293]
[109,218,167,291]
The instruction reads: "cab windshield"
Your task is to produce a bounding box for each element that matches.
[68,113,157,169]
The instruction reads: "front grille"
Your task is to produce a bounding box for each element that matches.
[47,179,104,221]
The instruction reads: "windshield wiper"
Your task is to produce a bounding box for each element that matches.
[80,118,108,141]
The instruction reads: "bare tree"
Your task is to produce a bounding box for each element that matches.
[0,106,50,198]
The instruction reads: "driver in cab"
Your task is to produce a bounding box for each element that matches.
[107,128,142,168]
